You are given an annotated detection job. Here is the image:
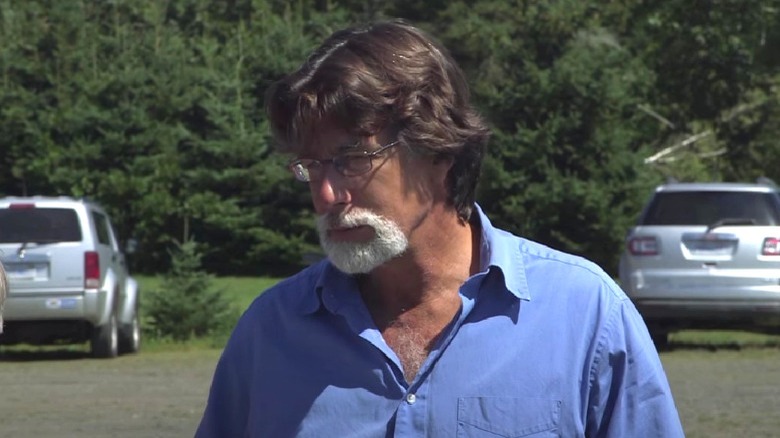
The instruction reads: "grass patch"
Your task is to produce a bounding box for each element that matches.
[136,275,281,314]
[671,330,780,349]
[136,275,282,349]
[140,336,221,352]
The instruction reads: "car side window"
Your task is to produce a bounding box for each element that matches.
[92,211,113,247]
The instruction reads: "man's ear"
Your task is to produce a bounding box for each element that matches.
[431,155,454,184]
[433,154,454,168]
[432,154,454,167]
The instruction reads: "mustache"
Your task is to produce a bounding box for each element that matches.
[317,209,375,230]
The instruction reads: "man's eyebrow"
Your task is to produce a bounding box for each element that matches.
[336,141,362,153]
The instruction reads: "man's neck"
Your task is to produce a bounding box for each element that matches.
[358,208,480,328]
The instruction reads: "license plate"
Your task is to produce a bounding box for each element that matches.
[6,263,42,280]
[683,233,737,257]
[686,240,735,255]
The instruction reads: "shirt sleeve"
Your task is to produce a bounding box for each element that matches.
[586,296,685,437]
[194,320,252,438]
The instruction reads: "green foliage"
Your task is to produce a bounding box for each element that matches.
[1,0,779,277]
[0,0,340,274]
[626,0,780,183]
[144,239,237,342]
[434,0,780,273]
[440,2,663,272]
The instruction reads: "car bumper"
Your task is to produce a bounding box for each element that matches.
[633,298,780,330]
[3,289,108,325]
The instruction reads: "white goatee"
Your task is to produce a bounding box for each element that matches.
[317,208,408,274]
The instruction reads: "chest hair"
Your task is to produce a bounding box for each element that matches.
[382,323,440,383]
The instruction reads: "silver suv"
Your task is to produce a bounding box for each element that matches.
[619,179,780,347]
[0,197,140,358]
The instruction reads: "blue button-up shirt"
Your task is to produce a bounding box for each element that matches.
[196,207,683,437]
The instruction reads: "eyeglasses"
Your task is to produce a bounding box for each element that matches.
[288,141,400,183]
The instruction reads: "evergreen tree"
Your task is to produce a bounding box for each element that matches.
[1,0,778,276]
[145,239,235,342]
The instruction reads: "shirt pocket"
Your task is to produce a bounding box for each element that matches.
[457,397,562,438]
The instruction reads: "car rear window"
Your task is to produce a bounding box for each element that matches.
[641,191,780,226]
[0,207,82,243]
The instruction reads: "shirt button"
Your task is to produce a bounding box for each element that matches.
[406,393,417,405]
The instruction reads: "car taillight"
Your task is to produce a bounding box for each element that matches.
[84,251,100,288]
[762,237,780,256]
[628,236,658,256]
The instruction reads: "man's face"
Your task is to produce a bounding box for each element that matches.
[294,124,448,273]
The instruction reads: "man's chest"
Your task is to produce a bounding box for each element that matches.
[248,314,588,437]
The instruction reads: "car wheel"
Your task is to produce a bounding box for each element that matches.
[91,314,119,358]
[119,311,141,355]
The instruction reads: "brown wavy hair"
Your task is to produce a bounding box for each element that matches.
[265,19,491,221]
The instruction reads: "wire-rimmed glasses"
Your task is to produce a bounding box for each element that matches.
[288,141,400,183]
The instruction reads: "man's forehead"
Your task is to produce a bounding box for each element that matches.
[296,125,363,156]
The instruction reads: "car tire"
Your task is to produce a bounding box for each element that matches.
[119,311,141,355]
[91,314,119,358]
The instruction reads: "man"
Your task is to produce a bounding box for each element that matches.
[197,20,683,437]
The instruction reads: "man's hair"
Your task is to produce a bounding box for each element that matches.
[265,19,491,221]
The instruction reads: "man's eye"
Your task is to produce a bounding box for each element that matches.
[335,155,360,165]
[301,160,321,169]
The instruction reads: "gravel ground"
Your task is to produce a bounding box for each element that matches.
[662,347,780,438]
[0,348,221,438]
[1,345,779,437]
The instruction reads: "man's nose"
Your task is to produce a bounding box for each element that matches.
[310,170,350,214]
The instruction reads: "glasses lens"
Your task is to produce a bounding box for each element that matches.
[336,155,372,177]
[290,162,311,182]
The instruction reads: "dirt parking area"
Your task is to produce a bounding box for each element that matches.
[0,348,221,438]
[662,346,780,438]
[2,345,780,437]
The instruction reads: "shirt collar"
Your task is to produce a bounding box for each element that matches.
[298,203,531,315]
[297,261,355,315]
[473,204,530,301]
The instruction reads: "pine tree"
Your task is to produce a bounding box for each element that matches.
[145,239,235,342]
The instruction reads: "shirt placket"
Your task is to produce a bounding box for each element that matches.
[392,276,483,436]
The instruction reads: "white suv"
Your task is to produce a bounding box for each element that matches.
[619,179,780,347]
[0,197,140,358]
